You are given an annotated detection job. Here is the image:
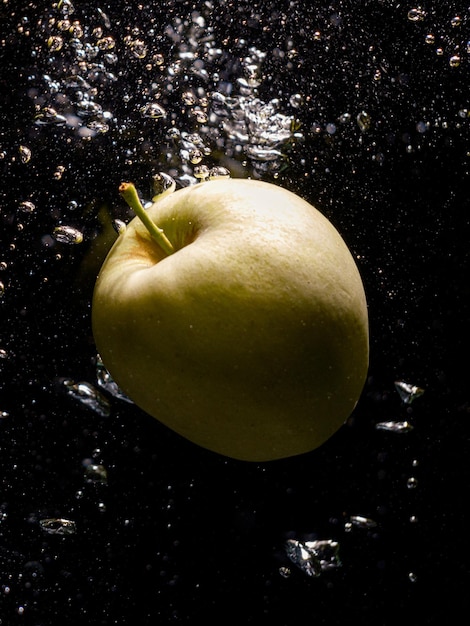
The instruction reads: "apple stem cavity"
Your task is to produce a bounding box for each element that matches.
[119,182,175,256]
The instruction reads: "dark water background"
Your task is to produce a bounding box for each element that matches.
[1,1,469,624]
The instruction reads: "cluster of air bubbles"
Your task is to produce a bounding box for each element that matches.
[408,7,468,68]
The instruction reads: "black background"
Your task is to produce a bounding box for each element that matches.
[1,1,469,624]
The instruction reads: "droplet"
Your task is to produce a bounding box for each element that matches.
[53,225,83,244]
[449,55,461,68]
[39,518,77,535]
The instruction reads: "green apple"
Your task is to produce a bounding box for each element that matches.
[92,178,368,461]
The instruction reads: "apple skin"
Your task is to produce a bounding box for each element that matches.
[92,179,368,461]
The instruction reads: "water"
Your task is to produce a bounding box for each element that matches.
[0,1,468,624]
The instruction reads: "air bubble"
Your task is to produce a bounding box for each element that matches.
[194,164,210,180]
[357,111,371,132]
[189,148,203,164]
[97,36,115,51]
[53,225,83,244]
[449,55,461,68]
[407,8,426,22]
[84,464,108,484]
[95,354,133,402]
[209,166,230,179]
[182,91,197,106]
[18,200,36,213]
[39,518,77,535]
[34,107,67,126]
[47,35,63,51]
[425,34,435,45]
[376,420,414,433]
[128,39,148,59]
[140,102,166,119]
[62,379,111,416]
[394,380,425,404]
[19,145,31,163]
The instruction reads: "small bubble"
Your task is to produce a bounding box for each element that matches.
[376,420,414,433]
[39,518,77,535]
[189,148,203,164]
[128,39,147,59]
[408,572,418,583]
[182,91,197,106]
[58,0,75,16]
[19,145,31,163]
[62,378,111,416]
[407,477,418,489]
[53,165,66,180]
[357,110,371,132]
[450,16,462,28]
[97,36,115,51]
[153,52,164,66]
[18,200,36,213]
[0,282,5,298]
[289,93,304,108]
[425,33,435,45]
[140,102,166,119]
[279,566,292,578]
[53,225,84,244]
[407,8,426,22]
[34,106,67,126]
[84,464,108,484]
[47,35,63,51]
[194,165,210,180]
[192,109,208,124]
[395,380,425,404]
[57,19,71,31]
[449,55,461,68]
[209,166,230,179]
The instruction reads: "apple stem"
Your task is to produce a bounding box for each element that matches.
[119,182,175,256]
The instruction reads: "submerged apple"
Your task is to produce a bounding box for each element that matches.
[92,178,368,461]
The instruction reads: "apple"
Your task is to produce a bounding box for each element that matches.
[92,178,368,461]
